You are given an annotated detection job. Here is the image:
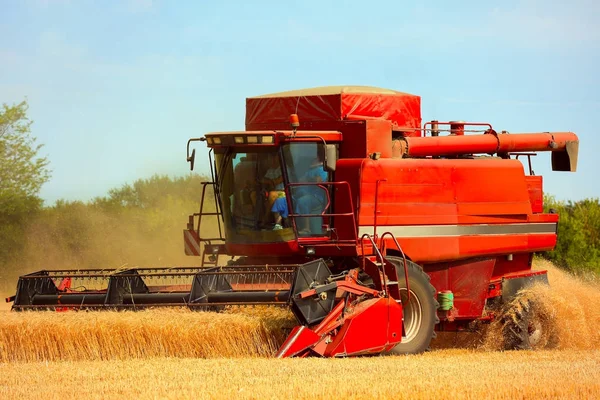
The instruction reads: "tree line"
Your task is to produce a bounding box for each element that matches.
[0,100,215,292]
[542,196,600,276]
[0,171,215,293]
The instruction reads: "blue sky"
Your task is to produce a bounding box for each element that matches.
[1,0,598,204]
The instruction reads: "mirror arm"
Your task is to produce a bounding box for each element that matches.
[325,144,337,172]
[187,137,206,171]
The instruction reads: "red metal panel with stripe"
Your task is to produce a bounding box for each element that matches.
[358,157,533,226]
[344,157,559,263]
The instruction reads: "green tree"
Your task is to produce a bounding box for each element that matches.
[542,195,600,275]
[0,100,50,211]
[0,100,51,263]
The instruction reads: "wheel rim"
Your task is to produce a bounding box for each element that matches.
[528,320,543,346]
[400,288,422,343]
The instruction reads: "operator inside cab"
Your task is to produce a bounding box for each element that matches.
[261,153,287,230]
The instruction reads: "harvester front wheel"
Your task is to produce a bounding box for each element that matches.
[386,257,439,355]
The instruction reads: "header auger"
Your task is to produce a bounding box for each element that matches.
[8,86,578,358]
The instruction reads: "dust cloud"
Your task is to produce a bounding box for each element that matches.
[0,187,221,296]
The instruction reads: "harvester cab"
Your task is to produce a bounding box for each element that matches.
[8,86,579,358]
[188,132,336,239]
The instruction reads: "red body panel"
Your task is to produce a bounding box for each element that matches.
[356,157,533,226]
[323,297,403,356]
[525,175,544,213]
[335,157,558,263]
[335,154,559,322]
[491,253,534,280]
[427,259,496,319]
[226,241,300,257]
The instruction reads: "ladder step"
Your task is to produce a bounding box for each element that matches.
[386,281,398,285]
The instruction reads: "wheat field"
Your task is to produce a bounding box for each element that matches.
[1,350,599,399]
[1,260,599,399]
[0,306,295,362]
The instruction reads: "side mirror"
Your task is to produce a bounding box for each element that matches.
[324,144,337,172]
[187,149,196,171]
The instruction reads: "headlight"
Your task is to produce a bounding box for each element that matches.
[206,137,214,145]
[234,136,244,144]
[213,137,222,145]
[261,135,274,144]
[247,136,258,144]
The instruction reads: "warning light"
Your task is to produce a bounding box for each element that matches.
[290,114,300,130]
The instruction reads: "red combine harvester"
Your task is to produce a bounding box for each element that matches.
[8,86,579,357]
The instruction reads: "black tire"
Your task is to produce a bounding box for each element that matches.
[500,296,557,350]
[386,257,439,355]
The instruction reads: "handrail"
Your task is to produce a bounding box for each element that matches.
[422,121,494,137]
[196,178,360,249]
[514,153,537,175]
[392,121,494,135]
[285,181,358,243]
[359,233,388,297]
[379,232,410,302]
[197,181,225,242]
[209,148,225,234]
[194,179,226,266]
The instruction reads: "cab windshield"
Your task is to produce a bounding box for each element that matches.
[215,143,330,244]
[216,148,293,244]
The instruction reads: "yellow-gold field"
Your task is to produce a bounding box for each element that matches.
[1,260,599,399]
[2,350,599,400]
